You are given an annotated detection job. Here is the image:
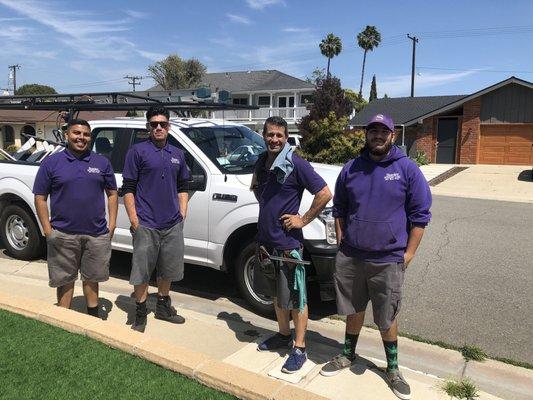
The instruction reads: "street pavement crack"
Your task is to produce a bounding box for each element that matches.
[409,211,490,302]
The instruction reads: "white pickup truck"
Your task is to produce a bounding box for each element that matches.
[0,117,340,314]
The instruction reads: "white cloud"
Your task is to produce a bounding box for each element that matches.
[137,50,166,61]
[209,36,236,48]
[246,0,285,10]
[0,25,33,40]
[378,70,481,97]
[125,10,148,19]
[283,27,310,33]
[226,13,252,25]
[0,0,147,61]
[34,50,58,59]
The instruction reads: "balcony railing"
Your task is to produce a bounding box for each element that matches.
[211,106,309,121]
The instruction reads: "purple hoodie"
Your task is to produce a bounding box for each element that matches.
[333,146,432,263]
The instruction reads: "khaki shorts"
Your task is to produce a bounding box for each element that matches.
[334,251,405,331]
[47,229,111,288]
[129,222,184,286]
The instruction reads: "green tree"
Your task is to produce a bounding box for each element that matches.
[319,33,342,77]
[298,111,365,164]
[344,88,367,112]
[305,68,326,85]
[383,93,389,98]
[15,84,57,95]
[369,75,377,101]
[298,76,352,137]
[148,54,206,89]
[357,25,381,97]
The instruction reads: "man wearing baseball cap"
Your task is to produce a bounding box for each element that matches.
[320,114,432,400]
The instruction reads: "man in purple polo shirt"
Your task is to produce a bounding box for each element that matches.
[33,119,118,318]
[251,116,332,373]
[122,105,190,333]
[320,114,432,400]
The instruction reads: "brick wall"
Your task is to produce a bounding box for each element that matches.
[459,98,482,164]
[416,117,436,162]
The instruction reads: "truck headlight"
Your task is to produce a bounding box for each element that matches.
[318,207,337,245]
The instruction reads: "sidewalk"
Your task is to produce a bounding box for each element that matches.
[1,256,531,400]
[429,164,533,203]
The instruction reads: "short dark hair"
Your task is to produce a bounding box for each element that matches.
[262,116,288,137]
[146,105,170,121]
[66,118,91,131]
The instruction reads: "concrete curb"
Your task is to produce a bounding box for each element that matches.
[0,291,328,400]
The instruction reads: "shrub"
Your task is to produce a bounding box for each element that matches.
[411,150,429,166]
[5,144,19,154]
[442,378,479,399]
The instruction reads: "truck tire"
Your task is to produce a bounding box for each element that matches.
[0,204,43,260]
[235,240,275,316]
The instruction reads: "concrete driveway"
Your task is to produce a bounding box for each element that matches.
[430,165,533,203]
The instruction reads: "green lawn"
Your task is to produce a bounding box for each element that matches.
[0,309,236,400]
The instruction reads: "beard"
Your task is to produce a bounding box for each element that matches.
[368,139,393,156]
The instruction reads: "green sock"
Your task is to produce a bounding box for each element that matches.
[383,340,399,372]
[342,333,359,360]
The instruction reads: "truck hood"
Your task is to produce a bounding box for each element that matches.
[234,162,342,204]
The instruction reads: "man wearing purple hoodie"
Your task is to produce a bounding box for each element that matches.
[320,114,431,400]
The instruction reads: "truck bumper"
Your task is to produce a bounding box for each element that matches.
[304,239,337,301]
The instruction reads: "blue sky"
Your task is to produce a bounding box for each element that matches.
[0,0,531,98]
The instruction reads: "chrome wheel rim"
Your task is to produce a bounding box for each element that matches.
[6,214,29,251]
[243,254,273,306]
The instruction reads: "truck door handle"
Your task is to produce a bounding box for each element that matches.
[212,193,238,202]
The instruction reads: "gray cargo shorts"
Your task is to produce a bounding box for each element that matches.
[253,246,304,310]
[47,229,111,288]
[129,221,184,286]
[334,251,405,332]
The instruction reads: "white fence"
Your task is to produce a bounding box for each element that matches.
[211,107,309,121]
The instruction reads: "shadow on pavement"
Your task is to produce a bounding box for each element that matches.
[517,169,533,182]
[70,296,114,320]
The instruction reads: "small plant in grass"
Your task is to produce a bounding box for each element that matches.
[6,144,19,153]
[442,378,479,400]
[460,345,487,362]
[411,150,429,166]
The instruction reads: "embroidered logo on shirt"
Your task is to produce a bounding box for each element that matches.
[384,172,401,181]
[170,157,180,165]
[87,167,101,174]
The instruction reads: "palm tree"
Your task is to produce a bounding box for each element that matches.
[357,25,381,97]
[319,33,342,78]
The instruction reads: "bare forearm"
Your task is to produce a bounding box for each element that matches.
[124,193,138,226]
[406,226,425,256]
[178,192,189,218]
[301,186,332,226]
[34,196,51,236]
[106,190,118,227]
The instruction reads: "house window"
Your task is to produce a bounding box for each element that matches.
[301,94,313,104]
[257,96,270,107]
[232,98,248,105]
[3,125,15,146]
[278,96,294,108]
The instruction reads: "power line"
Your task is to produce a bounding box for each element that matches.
[418,66,533,74]
[124,75,143,91]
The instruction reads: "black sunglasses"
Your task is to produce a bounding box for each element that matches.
[147,121,170,129]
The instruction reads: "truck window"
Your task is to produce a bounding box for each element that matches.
[92,128,131,173]
[131,129,206,187]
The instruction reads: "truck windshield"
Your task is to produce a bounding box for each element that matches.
[181,126,266,174]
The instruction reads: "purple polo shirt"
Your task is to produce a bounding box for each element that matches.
[254,154,326,250]
[122,139,190,230]
[32,149,117,235]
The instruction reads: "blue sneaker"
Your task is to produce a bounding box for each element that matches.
[281,348,307,374]
[257,333,293,352]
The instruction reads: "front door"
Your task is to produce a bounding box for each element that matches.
[436,118,458,164]
[277,96,295,108]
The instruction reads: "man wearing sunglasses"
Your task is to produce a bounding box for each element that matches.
[122,105,191,332]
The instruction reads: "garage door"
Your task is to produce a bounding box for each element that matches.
[479,125,533,165]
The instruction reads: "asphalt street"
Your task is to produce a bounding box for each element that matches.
[1,194,532,364]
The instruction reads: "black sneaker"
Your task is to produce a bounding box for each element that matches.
[131,302,147,333]
[257,333,293,352]
[320,354,354,376]
[155,296,185,324]
[386,370,411,400]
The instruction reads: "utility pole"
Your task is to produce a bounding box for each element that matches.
[8,64,20,94]
[406,35,418,97]
[124,75,143,92]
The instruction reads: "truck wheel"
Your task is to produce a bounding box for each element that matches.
[235,241,274,316]
[0,204,43,260]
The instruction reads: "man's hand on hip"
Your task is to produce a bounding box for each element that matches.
[280,214,305,231]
